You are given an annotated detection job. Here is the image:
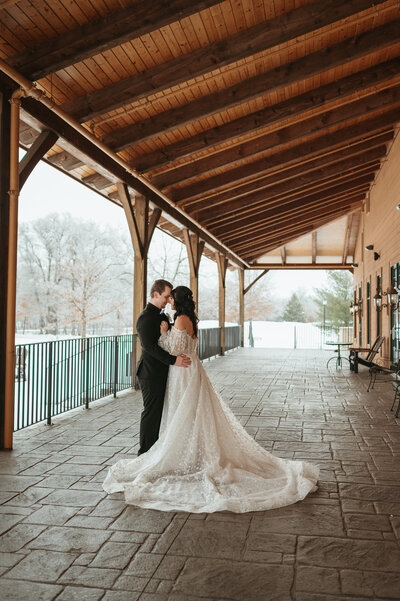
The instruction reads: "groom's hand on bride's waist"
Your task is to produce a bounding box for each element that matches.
[175,354,191,367]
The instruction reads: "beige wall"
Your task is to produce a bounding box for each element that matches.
[352,130,400,365]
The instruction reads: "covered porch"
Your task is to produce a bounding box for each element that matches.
[1,348,399,601]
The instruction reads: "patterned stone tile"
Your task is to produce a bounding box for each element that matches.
[89,541,140,569]
[173,557,293,601]
[0,579,62,600]
[169,519,248,559]
[27,526,111,553]
[5,549,76,581]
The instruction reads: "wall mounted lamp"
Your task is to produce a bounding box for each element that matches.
[350,299,361,314]
[373,286,399,312]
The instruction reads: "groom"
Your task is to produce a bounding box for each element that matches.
[136,279,191,454]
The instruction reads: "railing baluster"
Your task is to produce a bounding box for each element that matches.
[47,342,53,426]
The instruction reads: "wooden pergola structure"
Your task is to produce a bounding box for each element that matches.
[1,0,399,448]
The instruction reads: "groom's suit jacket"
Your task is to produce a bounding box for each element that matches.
[136,303,176,381]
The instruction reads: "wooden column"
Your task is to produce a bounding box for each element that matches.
[117,183,161,385]
[183,229,204,308]
[215,253,228,355]
[239,268,245,347]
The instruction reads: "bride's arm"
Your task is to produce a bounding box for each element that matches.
[158,326,188,356]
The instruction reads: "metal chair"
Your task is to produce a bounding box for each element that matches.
[390,362,400,417]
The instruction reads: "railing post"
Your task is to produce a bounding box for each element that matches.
[114,336,119,398]
[47,342,53,425]
[85,337,90,409]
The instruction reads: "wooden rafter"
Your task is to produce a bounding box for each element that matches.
[191,149,384,220]
[134,72,400,173]
[182,136,391,211]
[248,264,353,270]
[171,100,399,204]
[244,270,269,295]
[222,197,364,250]
[105,20,400,150]
[280,247,286,266]
[62,0,388,122]
[204,170,376,229]
[7,0,223,80]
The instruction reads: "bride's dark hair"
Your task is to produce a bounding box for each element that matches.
[172,286,199,336]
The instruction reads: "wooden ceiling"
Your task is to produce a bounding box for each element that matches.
[2,0,400,267]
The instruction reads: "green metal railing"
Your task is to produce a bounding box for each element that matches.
[14,326,241,431]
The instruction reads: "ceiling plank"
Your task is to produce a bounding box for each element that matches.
[62,0,388,122]
[152,57,400,187]
[106,20,400,150]
[191,148,384,219]
[182,134,392,210]
[134,70,400,173]
[6,0,223,80]
[171,96,400,203]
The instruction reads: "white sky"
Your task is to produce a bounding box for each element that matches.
[19,157,327,298]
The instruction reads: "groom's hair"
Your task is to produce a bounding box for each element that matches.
[150,279,173,297]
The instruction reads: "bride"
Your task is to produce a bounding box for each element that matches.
[103,286,319,513]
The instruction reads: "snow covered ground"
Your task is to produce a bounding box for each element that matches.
[16,321,345,349]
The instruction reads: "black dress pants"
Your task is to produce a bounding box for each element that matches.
[138,376,167,455]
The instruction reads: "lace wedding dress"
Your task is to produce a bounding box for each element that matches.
[103,327,319,513]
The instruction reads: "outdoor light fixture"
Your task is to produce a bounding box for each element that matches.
[374,286,399,312]
[365,244,374,251]
[396,203,400,211]
[351,299,361,313]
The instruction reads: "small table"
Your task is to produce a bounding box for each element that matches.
[326,341,352,369]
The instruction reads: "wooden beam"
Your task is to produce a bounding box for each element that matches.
[213,187,368,244]
[7,0,223,80]
[238,268,244,347]
[244,270,269,295]
[19,130,58,189]
[248,263,354,270]
[281,247,286,266]
[206,170,376,230]
[62,0,388,122]
[237,208,361,258]
[81,172,113,190]
[241,211,358,259]
[342,214,353,264]
[229,199,363,252]
[134,67,400,173]
[193,149,383,221]
[150,58,399,185]
[19,95,246,268]
[47,151,84,171]
[215,253,228,355]
[107,20,400,151]
[182,133,392,211]
[183,229,204,308]
[312,232,317,265]
[171,96,400,204]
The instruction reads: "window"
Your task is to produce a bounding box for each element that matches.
[358,285,362,346]
[366,281,370,345]
[376,274,381,337]
[353,289,357,339]
[390,263,400,369]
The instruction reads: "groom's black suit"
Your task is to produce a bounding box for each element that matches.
[136,303,176,454]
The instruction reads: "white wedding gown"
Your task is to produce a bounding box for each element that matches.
[103,327,319,513]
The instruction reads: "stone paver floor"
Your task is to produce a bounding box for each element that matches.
[1,348,400,601]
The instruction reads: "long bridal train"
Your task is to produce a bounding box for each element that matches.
[103,327,319,513]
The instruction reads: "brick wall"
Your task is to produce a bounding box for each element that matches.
[352,130,400,365]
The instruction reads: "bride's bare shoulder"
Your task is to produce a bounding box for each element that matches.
[174,315,194,335]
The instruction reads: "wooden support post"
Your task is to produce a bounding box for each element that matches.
[215,253,228,355]
[0,89,19,449]
[183,229,204,308]
[117,183,161,386]
[19,130,58,190]
[239,268,244,347]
